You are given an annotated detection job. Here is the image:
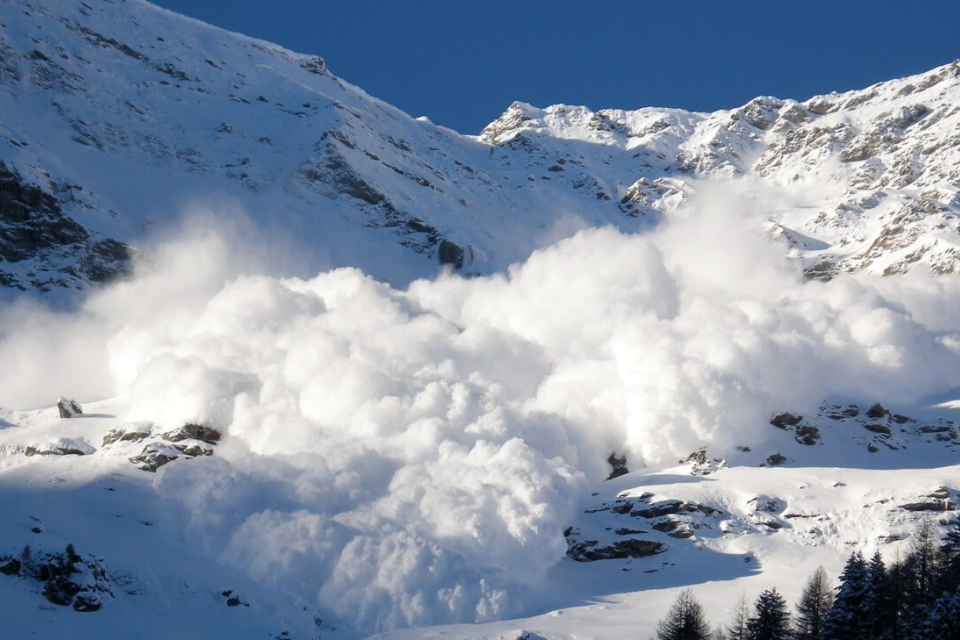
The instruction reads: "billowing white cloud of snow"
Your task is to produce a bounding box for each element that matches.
[1,187,959,631]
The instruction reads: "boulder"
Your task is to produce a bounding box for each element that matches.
[57,397,83,418]
[606,452,628,480]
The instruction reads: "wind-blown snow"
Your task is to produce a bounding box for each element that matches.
[1,186,958,632]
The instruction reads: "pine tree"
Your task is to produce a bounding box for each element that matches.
[726,590,750,640]
[863,551,894,640]
[657,589,713,640]
[913,585,960,640]
[910,518,939,601]
[746,588,791,640]
[888,549,911,640]
[796,566,834,640]
[824,551,869,640]
[939,518,960,593]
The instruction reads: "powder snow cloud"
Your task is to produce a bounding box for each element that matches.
[0,187,958,631]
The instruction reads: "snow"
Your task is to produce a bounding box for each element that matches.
[0,0,959,638]
[2,191,960,635]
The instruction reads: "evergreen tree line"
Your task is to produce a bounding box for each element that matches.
[655,518,960,640]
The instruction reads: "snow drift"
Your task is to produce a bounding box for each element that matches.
[0,188,959,631]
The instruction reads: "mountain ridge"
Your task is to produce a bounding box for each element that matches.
[0,0,958,298]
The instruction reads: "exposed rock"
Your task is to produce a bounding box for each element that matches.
[102,424,152,446]
[221,589,249,607]
[177,444,213,457]
[606,452,629,480]
[129,443,181,472]
[0,558,20,575]
[920,425,953,434]
[299,56,328,76]
[566,538,664,562]
[1,544,111,611]
[766,453,787,466]
[631,500,717,519]
[795,425,821,446]
[864,423,892,436]
[437,239,465,269]
[161,423,221,445]
[24,439,93,456]
[749,496,784,513]
[866,403,888,419]
[901,500,956,512]
[614,527,647,536]
[72,594,102,612]
[770,412,802,428]
[57,397,83,418]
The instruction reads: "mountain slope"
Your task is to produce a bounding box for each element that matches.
[0,0,958,296]
[1,2,960,640]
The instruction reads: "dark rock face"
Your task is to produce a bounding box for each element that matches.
[770,412,802,428]
[866,403,888,419]
[795,425,821,445]
[606,453,629,480]
[221,589,249,607]
[631,500,717,519]
[0,558,20,576]
[437,239,465,269]
[566,538,664,562]
[0,164,88,262]
[0,544,111,612]
[72,239,134,284]
[0,162,133,290]
[864,423,892,436]
[766,453,787,466]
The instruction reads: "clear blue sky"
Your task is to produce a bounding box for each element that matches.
[152,0,960,134]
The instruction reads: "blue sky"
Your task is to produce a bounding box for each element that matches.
[153,0,960,134]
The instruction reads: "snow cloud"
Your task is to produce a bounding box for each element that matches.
[1,186,959,631]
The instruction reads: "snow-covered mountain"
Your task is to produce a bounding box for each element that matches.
[2,2,960,640]
[1,0,959,296]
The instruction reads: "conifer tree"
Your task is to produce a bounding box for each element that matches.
[939,518,960,593]
[746,588,790,640]
[863,551,894,640]
[824,551,868,640]
[913,585,960,640]
[657,589,713,640]
[795,566,834,640]
[726,590,750,640]
[909,518,938,601]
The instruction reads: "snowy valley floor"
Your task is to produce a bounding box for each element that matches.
[1,395,959,639]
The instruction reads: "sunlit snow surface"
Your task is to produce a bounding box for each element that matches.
[1,0,960,637]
